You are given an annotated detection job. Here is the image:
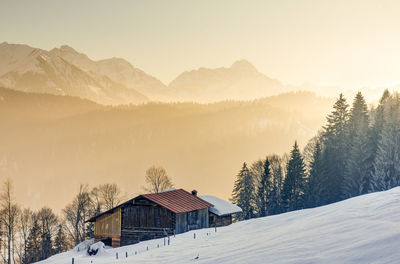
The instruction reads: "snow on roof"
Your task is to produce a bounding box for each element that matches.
[199,195,242,216]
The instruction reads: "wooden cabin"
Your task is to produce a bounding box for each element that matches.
[199,195,243,227]
[86,189,212,247]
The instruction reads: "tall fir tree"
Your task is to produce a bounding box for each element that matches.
[281,141,306,211]
[256,159,273,217]
[371,93,400,191]
[342,92,371,197]
[26,218,41,264]
[41,231,53,260]
[305,140,324,208]
[368,90,390,192]
[250,159,265,216]
[231,162,256,220]
[266,154,284,215]
[320,93,350,204]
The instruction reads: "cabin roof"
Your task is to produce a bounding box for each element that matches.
[199,195,242,216]
[140,189,212,213]
[86,189,212,222]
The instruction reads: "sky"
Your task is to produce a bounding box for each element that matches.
[1,0,400,89]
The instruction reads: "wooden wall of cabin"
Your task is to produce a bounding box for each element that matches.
[120,201,175,246]
[94,208,121,247]
[209,212,232,227]
[175,208,209,234]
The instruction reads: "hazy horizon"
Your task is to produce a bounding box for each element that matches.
[2,0,400,90]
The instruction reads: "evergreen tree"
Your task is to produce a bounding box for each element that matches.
[26,218,41,263]
[249,159,265,216]
[371,94,400,191]
[37,207,57,260]
[320,94,350,204]
[368,90,390,192]
[256,159,273,217]
[305,140,324,208]
[281,141,306,211]
[54,224,67,254]
[266,154,284,215]
[41,231,53,260]
[231,162,256,220]
[342,92,371,197]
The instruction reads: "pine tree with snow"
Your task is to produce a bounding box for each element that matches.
[281,141,306,211]
[231,162,256,220]
[342,92,372,197]
[371,94,400,191]
[256,158,273,217]
[320,93,350,204]
[368,90,390,192]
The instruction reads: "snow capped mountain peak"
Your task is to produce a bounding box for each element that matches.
[0,43,151,104]
[1,42,286,104]
[50,45,91,67]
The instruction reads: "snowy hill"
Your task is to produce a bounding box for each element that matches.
[36,187,400,264]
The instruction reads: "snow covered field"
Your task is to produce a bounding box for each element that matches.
[37,187,400,264]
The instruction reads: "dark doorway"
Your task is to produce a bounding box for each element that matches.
[100,237,112,247]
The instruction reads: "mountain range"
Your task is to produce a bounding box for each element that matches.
[1,42,392,105]
[0,42,288,104]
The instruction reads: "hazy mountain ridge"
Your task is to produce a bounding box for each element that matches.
[168,60,284,102]
[0,42,289,104]
[0,42,393,105]
[0,87,333,211]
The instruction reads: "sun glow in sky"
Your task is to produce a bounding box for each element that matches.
[1,0,400,89]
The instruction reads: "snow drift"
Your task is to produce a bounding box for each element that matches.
[36,187,400,264]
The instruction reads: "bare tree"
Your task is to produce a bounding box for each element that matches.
[63,185,91,246]
[17,208,33,264]
[90,187,102,214]
[0,179,19,264]
[95,183,122,211]
[143,166,174,193]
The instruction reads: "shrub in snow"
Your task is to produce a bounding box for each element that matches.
[87,242,106,256]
